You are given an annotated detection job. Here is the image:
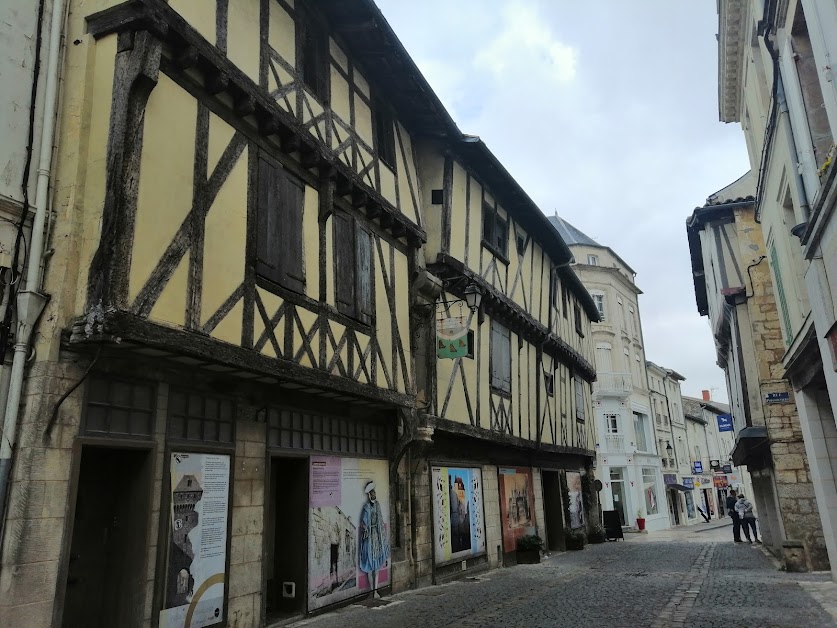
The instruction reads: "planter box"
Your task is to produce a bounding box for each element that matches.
[516,549,541,564]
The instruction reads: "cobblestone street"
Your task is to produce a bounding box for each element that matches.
[290,525,837,628]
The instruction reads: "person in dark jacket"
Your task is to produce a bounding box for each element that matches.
[726,489,742,542]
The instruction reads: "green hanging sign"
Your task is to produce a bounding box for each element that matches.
[436,316,469,359]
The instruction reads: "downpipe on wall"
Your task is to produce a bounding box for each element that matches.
[0,0,65,525]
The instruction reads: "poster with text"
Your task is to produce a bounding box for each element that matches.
[309,456,390,611]
[431,466,486,563]
[498,467,536,553]
[566,471,586,529]
[160,453,230,628]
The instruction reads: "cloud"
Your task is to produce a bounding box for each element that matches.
[474,2,578,83]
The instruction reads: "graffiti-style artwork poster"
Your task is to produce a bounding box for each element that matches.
[498,467,536,553]
[309,457,390,611]
[431,467,486,563]
[567,471,585,529]
[160,453,230,628]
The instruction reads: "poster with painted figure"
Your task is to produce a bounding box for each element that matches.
[160,453,230,628]
[567,471,585,529]
[309,456,390,611]
[498,467,536,553]
[431,467,487,563]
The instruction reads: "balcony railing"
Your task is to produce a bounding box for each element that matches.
[605,434,625,452]
[593,373,633,396]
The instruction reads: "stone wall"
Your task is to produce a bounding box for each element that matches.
[227,420,266,628]
[411,459,433,586]
[0,358,88,627]
[481,465,503,568]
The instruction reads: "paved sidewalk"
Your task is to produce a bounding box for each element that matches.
[288,536,836,628]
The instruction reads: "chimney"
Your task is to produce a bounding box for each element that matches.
[701,389,711,401]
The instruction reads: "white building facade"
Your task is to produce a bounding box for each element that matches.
[550,215,668,532]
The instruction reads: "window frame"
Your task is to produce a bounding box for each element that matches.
[591,292,605,321]
[333,211,375,326]
[296,5,330,103]
[574,377,585,421]
[373,97,397,171]
[482,202,509,261]
[587,254,599,266]
[490,319,512,395]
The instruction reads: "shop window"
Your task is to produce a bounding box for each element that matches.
[642,467,659,515]
[168,389,235,444]
[84,376,155,438]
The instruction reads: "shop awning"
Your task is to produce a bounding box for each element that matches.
[668,483,693,491]
[731,426,769,466]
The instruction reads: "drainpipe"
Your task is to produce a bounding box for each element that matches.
[776,73,813,222]
[0,0,64,521]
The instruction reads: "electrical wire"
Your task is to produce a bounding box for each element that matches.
[1,0,47,364]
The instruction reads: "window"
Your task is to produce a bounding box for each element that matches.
[592,293,605,321]
[84,376,155,438]
[545,372,555,397]
[516,232,526,256]
[769,244,793,344]
[574,377,585,421]
[373,100,396,169]
[633,412,649,452]
[642,468,659,515]
[257,157,306,293]
[587,254,599,266]
[490,320,511,394]
[561,283,569,318]
[266,407,391,457]
[482,203,508,258]
[334,212,375,325]
[605,413,619,434]
[297,8,328,102]
[574,303,583,336]
[550,274,558,309]
[431,189,444,204]
[694,445,701,460]
[655,413,662,426]
[168,389,235,444]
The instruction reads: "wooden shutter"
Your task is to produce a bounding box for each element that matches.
[257,157,281,283]
[490,320,511,394]
[356,226,374,325]
[279,173,305,293]
[575,378,584,421]
[334,213,355,317]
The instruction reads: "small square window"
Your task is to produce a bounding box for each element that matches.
[545,373,555,397]
[431,189,444,205]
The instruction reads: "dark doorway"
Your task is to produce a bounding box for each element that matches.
[667,489,681,525]
[62,446,152,628]
[266,457,309,620]
[542,471,566,551]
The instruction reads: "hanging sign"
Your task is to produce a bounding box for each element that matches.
[717,414,733,432]
[722,464,733,473]
[682,477,694,489]
[692,461,703,474]
[436,315,469,359]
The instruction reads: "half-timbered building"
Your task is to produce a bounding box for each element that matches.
[0,1,599,626]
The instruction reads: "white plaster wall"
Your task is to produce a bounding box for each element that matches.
[0,0,54,207]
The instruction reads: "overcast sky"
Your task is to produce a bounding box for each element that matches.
[375,0,750,402]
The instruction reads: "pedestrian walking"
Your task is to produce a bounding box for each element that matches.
[726,489,742,542]
[735,494,761,543]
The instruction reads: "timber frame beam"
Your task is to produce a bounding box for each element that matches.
[66,310,415,408]
[430,253,597,381]
[86,0,426,249]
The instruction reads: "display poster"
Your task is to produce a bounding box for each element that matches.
[498,467,536,553]
[437,315,469,359]
[309,456,390,611]
[431,466,487,563]
[566,471,585,529]
[160,453,230,628]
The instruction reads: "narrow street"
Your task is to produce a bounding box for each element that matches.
[290,524,837,628]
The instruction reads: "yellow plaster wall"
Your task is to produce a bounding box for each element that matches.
[62,33,117,318]
[449,162,468,262]
[330,40,348,73]
[150,256,188,327]
[394,252,410,393]
[380,165,396,207]
[374,245,393,387]
[212,299,243,345]
[395,123,420,225]
[201,130,247,326]
[466,175,482,267]
[170,0,216,45]
[130,74,196,307]
[324,215,335,307]
[354,68,370,99]
[330,67,351,123]
[227,0,261,84]
[268,1,296,66]
[301,186,320,301]
[354,96,374,147]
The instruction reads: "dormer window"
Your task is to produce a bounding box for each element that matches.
[587,254,599,266]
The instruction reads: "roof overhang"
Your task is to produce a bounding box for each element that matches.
[730,426,770,466]
[718,0,748,122]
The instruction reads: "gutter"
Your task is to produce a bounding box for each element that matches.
[0,0,63,524]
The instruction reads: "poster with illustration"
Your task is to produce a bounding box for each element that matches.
[498,467,536,553]
[566,471,585,529]
[309,456,390,611]
[431,466,486,563]
[160,453,230,628]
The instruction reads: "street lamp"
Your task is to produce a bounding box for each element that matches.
[463,283,483,312]
[666,441,673,456]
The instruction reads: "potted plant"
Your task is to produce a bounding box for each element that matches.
[516,534,543,564]
[565,527,585,551]
[636,508,646,531]
[588,523,606,544]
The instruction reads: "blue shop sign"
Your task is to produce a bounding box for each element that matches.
[722,464,733,473]
[682,477,694,489]
[717,414,733,432]
[692,461,703,474]
[766,392,790,404]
